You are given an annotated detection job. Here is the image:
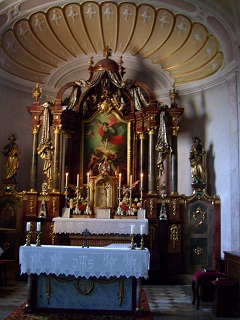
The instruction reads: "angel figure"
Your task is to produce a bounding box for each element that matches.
[89,115,125,148]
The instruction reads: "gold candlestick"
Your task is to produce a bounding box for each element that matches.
[25,231,32,246]
[140,235,145,250]
[36,231,42,246]
[130,234,135,250]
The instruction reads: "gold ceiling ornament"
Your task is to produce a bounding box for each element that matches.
[0,2,223,84]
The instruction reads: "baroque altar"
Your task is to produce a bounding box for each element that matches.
[19,48,221,279]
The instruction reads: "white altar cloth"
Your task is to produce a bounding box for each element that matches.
[19,244,150,279]
[53,217,148,235]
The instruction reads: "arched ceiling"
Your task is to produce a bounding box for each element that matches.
[0,0,239,96]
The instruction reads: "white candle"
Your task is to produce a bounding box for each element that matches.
[26,222,30,232]
[77,174,79,187]
[140,173,143,189]
[87,172,90,185]
[37,222,41,232]
[65,172,68,186]
[130,224,135,235]
[130,175,132,188]
[140,224,144,235]
[119,173,121,188]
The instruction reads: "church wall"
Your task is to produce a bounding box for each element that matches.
[178,75,239,255]
[0,83,35,191]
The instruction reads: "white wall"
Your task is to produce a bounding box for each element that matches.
[0,83,47,192]
[177,74,239,255]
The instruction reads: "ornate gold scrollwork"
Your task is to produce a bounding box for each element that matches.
[170,224,179,249]
[193,206,206,227]
[52,196,57,214]
[49,222,55,245]
[149,198,154,215]
[32,124,40,134]
[194,246,203,256]
[53,124,62,134]
[149,225,156,248]
[29,196,35,213]
[172,199,177,215]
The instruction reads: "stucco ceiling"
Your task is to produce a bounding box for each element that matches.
[0,0,239,96]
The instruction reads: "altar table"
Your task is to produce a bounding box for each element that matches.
[53,217,149,235]
[19,244,150,313]
[53,217,149,247]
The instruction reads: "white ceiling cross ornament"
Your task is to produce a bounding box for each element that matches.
[68,6,79,22]
[104,4,115,21]
[141,7,151,23]
[122,5,133,21]
[85,4,97,20]
[34,15,45,31]
[18,23,28,40]
[177,18,187,35]
[159,12,170,28]
[51,10,62,25]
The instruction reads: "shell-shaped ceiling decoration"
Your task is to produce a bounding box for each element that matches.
[0,1,223,85]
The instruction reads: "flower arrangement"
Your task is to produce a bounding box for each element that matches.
[120,197,142,215]
[68,197,87,213]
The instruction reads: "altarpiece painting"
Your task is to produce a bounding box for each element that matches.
[82,111,130,185]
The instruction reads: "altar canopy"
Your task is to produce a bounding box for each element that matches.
[53,217,148,235]
[19,244,150,279]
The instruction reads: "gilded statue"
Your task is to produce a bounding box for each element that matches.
[2,133,20,182]
[37,102,54,188]
[189,136,206,185]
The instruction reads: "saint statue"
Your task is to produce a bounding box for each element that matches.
[2,133,20,182]
[189,136,206,185]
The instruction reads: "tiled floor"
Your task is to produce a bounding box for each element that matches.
[1,270,240,320]
[0,270,27,320]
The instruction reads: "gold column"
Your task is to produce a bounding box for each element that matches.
[27,103,43,192]
[147,127,157,194]
[51,106,63,192]
[138,132,146,181]
[166,88,184,195]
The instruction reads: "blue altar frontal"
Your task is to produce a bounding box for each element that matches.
[37,274,134,311]
[19,244,150,313]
